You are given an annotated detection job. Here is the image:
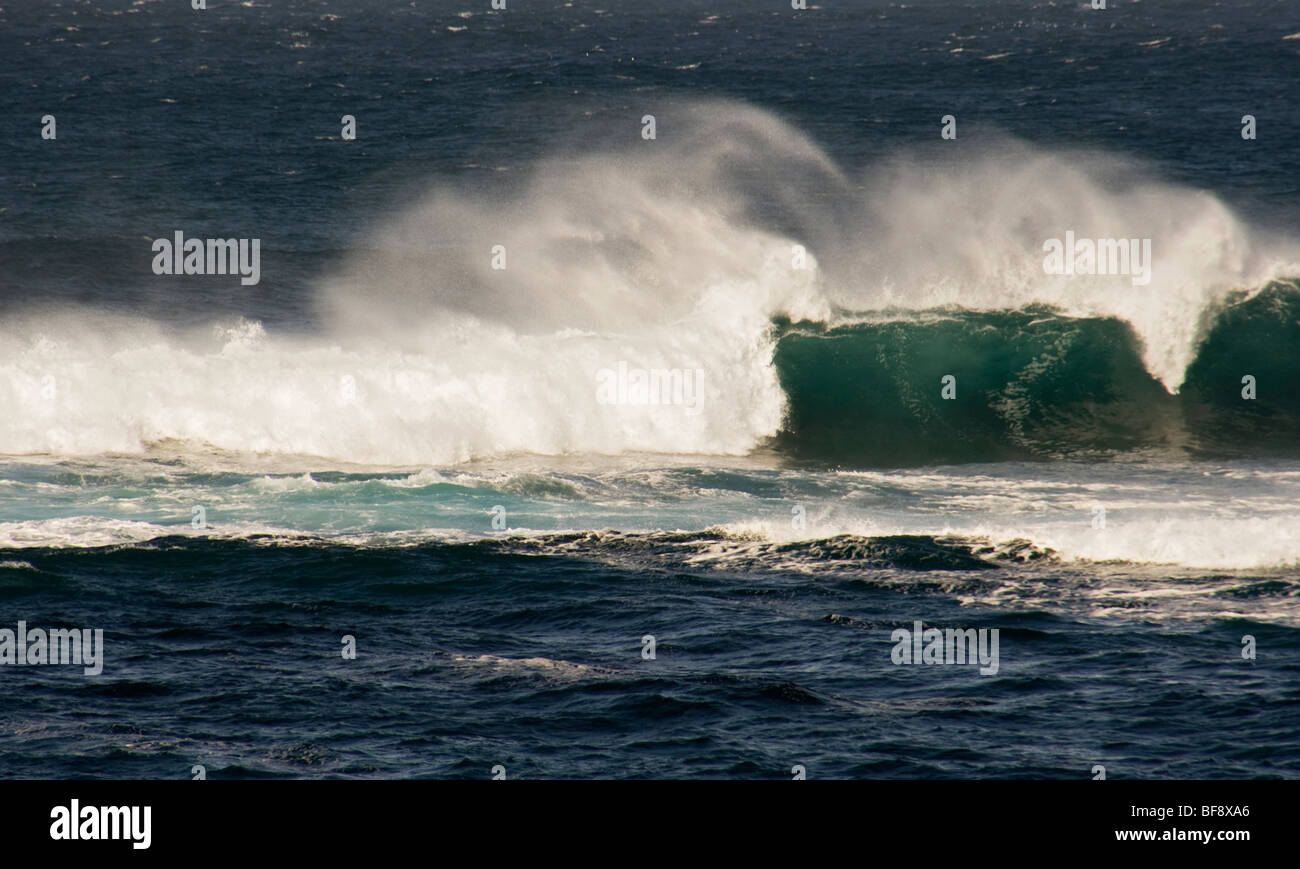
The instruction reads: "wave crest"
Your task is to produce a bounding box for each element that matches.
[2,100,1296,464]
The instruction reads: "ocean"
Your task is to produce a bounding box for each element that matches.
[1,0,1298,779]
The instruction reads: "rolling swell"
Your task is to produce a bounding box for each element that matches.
[773,279,1300,465]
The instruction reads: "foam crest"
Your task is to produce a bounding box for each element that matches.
[2,101,1296,461]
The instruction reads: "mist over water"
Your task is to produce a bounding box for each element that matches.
[2,102,1297,465]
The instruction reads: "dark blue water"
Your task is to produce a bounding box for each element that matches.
[1,0,1298,779]
[3,535,1297,779]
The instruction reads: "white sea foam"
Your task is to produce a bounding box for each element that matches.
[1,101,1296,464]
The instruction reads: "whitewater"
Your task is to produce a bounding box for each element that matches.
[3,104,1300,574]
[2,103,1296,463]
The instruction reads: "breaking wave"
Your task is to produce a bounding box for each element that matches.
[2,100,1296,466]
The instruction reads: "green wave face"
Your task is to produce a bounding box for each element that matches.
[772,280,1300,466]
[1181,281,1300,454]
